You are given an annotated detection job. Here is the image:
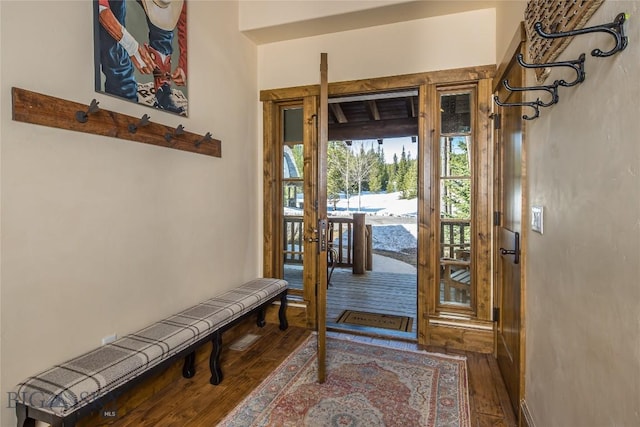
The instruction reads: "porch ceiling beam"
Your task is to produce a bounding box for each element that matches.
[406,97,416,118]
[328,117,418,140]
[365,100,381,121]
[330,103,348,123]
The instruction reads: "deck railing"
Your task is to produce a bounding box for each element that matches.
[440,218,471,259]
[283,215,371,272]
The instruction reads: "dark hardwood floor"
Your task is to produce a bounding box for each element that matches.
[79,319,516,427]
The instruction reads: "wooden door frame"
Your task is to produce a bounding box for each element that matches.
[492,23,528,423]
[261,64,495,348]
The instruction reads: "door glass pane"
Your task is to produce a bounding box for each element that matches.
[283,107,303,143]
[439,94,472,307]
[282,133,304,288]
[441,93,471,134]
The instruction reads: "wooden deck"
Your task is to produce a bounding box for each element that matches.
[284,264,418,337]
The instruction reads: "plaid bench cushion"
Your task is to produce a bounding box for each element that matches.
[13,278,287,418]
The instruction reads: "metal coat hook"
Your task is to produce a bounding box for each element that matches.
[516,53,586,87]
[128,114,150,133]
[75,99,100,123]
[502,79,560,108]
[195,132,212,147]
[493,96,542,121]
[534,12,629,58]
[165,124,185,142]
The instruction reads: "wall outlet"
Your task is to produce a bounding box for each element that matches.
[102,334,117,345]
[531,206,544,234]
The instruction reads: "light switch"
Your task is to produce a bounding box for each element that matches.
[531,206,544,234]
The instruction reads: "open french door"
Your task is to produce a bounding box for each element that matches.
[494,27,526,415]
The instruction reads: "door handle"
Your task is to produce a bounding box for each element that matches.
[499,231,520,264]
[318,219,327,253]
[307,221,328,253]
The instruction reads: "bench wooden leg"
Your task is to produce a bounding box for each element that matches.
[209,331,223,385]
[279,292,288,331]
[182,351,196,378]
[256,307,266,327]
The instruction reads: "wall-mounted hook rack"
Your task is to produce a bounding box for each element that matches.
[502,79,560,107]
[493,96,542,121]
[516,53,586,87]
[534,12,629,58]
[11,87,221,158]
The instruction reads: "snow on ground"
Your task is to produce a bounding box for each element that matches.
[331,192,418,253]
[371,224,417,253]
[330,191,417,217]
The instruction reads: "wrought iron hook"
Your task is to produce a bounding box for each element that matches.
[516,53,586,87]
[128,114,151,133]
[493,95,541,121]
[502,79,560,108]
[75,99,100,123]
[165,124,185,142]
[534,12,629,58]
[195,132,212,147]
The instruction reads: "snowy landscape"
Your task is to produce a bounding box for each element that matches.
[329,191,418,255]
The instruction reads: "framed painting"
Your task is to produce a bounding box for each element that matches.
[93,0,188,116]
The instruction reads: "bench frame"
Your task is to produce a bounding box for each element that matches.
[16,290,288,427]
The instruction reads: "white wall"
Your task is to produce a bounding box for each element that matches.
[525,1,640,425]
[0,2,258,426]
[240,0,410,31]
[258,8,496,89]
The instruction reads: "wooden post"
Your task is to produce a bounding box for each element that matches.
[352,213,366,274]
[365,224,373,271]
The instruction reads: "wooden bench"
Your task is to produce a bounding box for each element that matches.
[12,278,288,427]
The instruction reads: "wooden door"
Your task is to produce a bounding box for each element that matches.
[494,34,526,415]
[315,53,329,382]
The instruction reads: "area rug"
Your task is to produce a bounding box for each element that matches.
[336,309,413,332]
[218,334,470,426]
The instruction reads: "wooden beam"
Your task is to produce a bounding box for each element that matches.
[11,87,221,158]
[365,100,381,121]
[261,64,496,101]
[329,103,348,123]
[328,117,418,140]
[406,96,417,118]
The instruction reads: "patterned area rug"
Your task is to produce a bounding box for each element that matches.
[218,334,470,426]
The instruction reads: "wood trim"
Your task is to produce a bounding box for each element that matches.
[302,95,319,330]
[494,22,527,93]
[520,399,536,427]
[426,320,494,353]
[474,77,493,321]
[417,82,433,347]
[262,101,277,277]
[261,65,496,102]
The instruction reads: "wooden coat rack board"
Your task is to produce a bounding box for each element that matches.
[11,87,221,158]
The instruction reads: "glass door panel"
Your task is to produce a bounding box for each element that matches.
[282,106,304,290]
[438,92,473,308]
